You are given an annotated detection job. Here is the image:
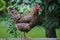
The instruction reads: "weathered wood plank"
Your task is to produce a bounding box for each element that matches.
[0,38,60,40]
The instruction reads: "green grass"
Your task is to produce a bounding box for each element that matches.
[0,21,60,38]
[28,26,45,38]
[56,29,60,38]
[0,21,10,38]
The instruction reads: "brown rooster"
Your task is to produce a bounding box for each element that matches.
[8,5,40,39]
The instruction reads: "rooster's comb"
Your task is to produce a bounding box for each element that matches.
[35,5,40,10]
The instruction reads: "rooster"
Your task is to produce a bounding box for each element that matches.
[8,4,40,39]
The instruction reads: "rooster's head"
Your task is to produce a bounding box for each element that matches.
[35,5,40,11]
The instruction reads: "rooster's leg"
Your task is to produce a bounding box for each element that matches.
[20,32,23,40]
[24,32,25,39]
[24,32,31,40]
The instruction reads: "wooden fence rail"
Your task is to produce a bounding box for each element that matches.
[0,38,60,40]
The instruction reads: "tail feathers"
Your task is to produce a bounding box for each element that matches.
[8,7,20,15]
[7,7,21,22]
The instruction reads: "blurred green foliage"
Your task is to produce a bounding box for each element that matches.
[0,0,6,11]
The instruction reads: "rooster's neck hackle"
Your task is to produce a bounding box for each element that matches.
[30,5,40,15]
